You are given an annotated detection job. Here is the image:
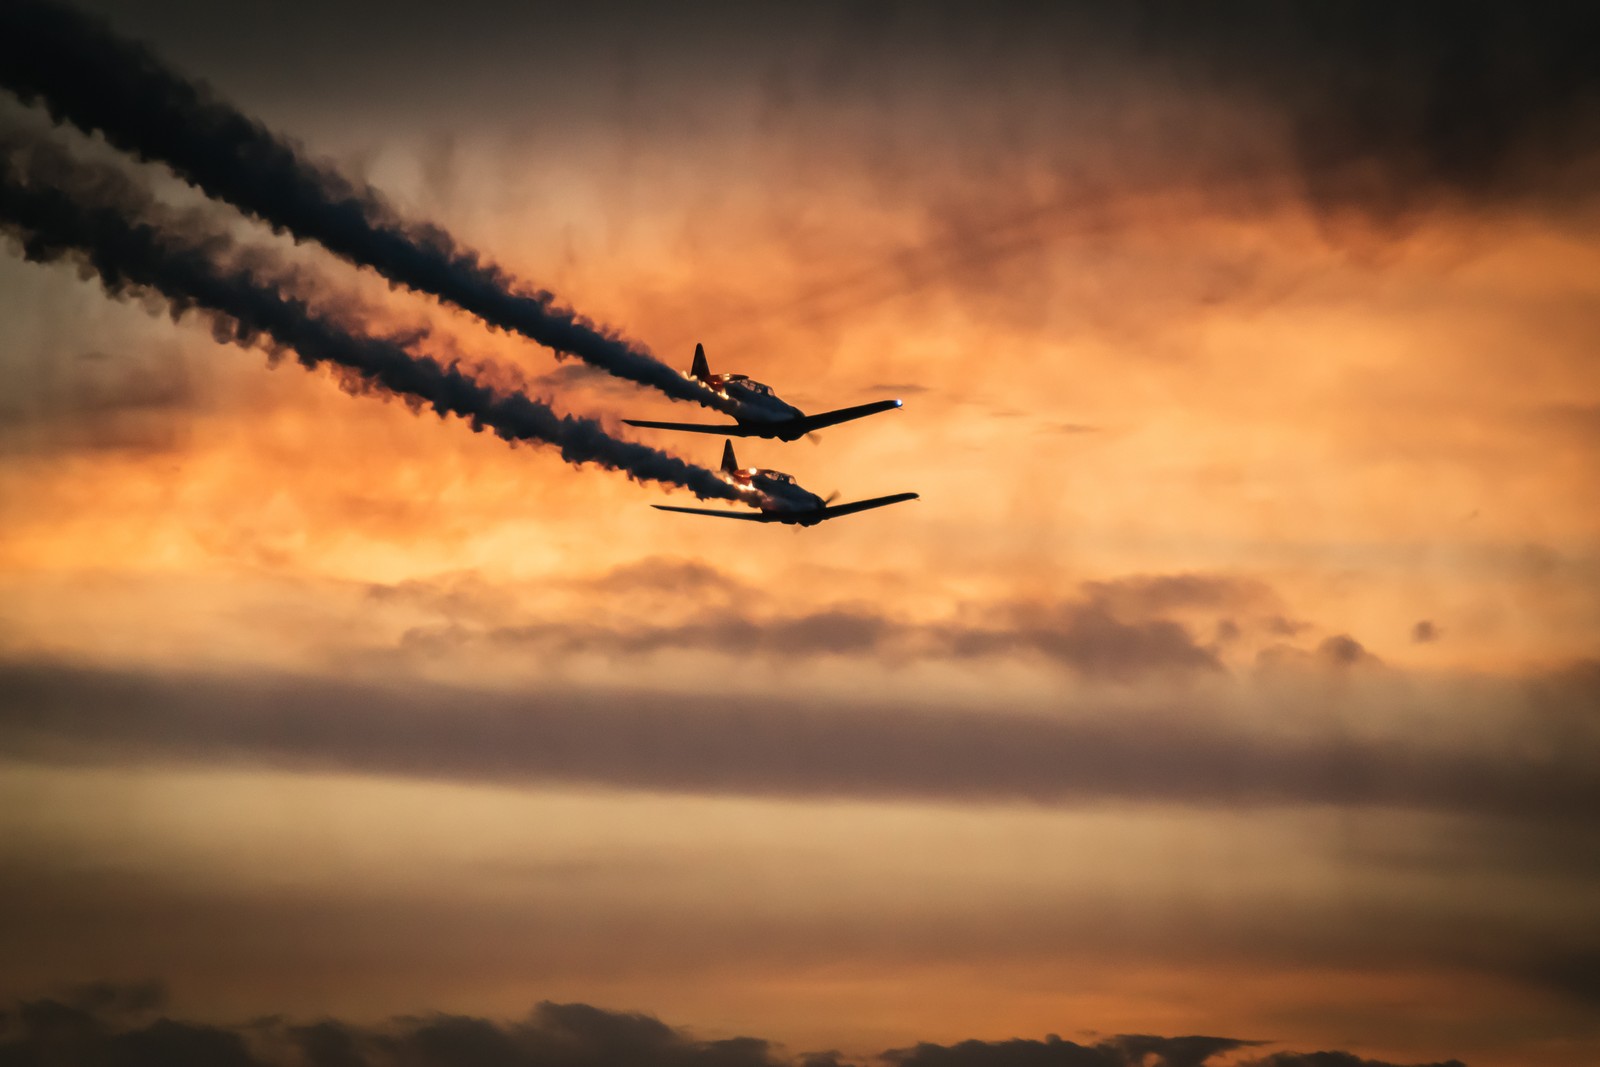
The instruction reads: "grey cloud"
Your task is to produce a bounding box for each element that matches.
[475,598,1221,681]
[1268,5,1600,229]
[1116,1035,1259,1067]
[1052,5,1600,227]
[380,564,1248,681]
[0,997,787,1067]
[365,573,503,614]
[386,557,727,612]
[582,557,757,600]
[1078,574,1277,617]
[1,657,1596,821]
[1256,635,1382,673]
[1248,1054,1465,1067]
[369,1002,789,1067]
[1411,621,1438,644]
[360,558,758,630]
[4,997,259,1067]
[0,992,1467,1067]
[292,1021,366,1067]
[882,1033,1252,1067]
[929,600,1222,681]
[1316,635,1380,668]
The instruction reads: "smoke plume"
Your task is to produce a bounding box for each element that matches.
[0,0,743,416]
[0,134,748,504]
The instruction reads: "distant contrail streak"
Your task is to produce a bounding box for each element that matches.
[0,0,738,415]
[0,137,748,503]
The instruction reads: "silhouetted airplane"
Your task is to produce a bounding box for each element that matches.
[625,343,904,441]
[653,441,918,526]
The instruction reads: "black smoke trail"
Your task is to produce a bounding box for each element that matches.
[0,0,742,417]
[0,135,748,504]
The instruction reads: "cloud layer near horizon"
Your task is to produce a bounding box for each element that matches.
[0,988,1469,1067]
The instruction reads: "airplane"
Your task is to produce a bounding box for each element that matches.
[624,343,904,442]
[652,441,918,526]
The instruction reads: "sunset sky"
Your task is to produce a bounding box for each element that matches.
[1,4,1597,1067]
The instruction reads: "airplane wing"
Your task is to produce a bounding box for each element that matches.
[814,492,920,520]
[650,504,776,521]
[626,400,902,439]
[784,399,903,436]
[624,419,759,436]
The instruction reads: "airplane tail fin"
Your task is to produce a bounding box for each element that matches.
[691,343,711,381]
[720,439,739,474]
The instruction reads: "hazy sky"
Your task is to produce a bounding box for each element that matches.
[1,4,1598,1067]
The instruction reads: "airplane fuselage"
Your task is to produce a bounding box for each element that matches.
[706,374,805,426]
[625,345,903,442]
[722,464,826,514]
[651,439,917,526]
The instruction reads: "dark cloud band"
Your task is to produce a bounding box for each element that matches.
[1,658,1594,820]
